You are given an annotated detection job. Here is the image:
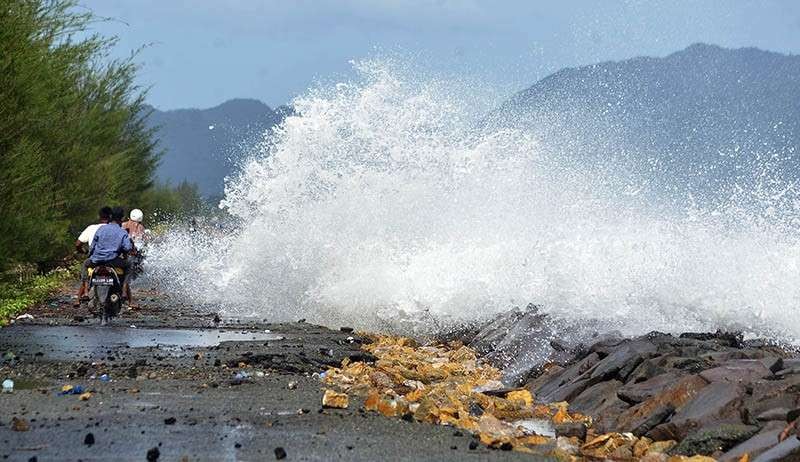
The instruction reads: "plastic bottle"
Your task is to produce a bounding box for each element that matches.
[2,379,13,393]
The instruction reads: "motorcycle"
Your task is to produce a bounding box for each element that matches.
[88,265,125,325]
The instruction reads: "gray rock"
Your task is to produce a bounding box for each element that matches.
[570,380,624,414]
[555,422,587,440]
[671,424,760,456]
[471,306,587,385]
[541,377,594,403]
[757,408,790,422]
[569,380,629,433]
[780,358,800,370]
[752,436,800,462]
[525,365,563,394]
[745,376,800,418]
[588,340,658,382]
[617,375,709,436]
[533,353,601,402]
[699,359,772,384]
[669,382,746,439]
[776,367,800,378]
[626,356,670,384]
[469,307,528,355]
[630,404,675,437]
[661,356,712,374]
[719,421,784,462]
[618,372,683,404]
[760,357,784,374]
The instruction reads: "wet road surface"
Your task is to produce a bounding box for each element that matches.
[0,285,544,461]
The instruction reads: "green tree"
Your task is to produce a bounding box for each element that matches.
[0,0,163,269]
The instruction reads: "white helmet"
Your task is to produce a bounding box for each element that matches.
[130,209,144,223]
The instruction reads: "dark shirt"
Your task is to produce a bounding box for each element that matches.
[89,223,132,263]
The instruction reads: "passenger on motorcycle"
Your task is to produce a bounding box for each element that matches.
[88,207,138,308]
[122,208,146,245]
[74,206,112,306]
[122,208,147,294]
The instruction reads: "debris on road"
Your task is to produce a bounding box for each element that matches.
[322,335,693,459]
[60,384,85,395]
[11,416,29,432]
[322,389,349,409]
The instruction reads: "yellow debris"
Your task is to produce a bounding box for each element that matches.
[506,389,533,406]
[321,389,349,409]
[321,334,698,460]
[78,392,92,401]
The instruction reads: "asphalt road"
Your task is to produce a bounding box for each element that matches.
[0,285,545,461]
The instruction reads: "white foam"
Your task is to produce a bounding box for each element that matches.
[148,61,800,343]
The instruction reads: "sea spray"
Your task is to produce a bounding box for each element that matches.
[148,60,800,343]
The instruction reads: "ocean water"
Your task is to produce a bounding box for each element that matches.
[148,61,800,343]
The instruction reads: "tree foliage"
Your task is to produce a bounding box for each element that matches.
[0,0,197,269]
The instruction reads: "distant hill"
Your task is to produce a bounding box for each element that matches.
[147,98,281,197]
[493,43,800,196]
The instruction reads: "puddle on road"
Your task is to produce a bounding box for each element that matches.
[0,325,284,360]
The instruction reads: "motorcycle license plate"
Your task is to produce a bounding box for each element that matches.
[93,277,114,286]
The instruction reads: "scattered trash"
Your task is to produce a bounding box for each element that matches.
[321,389,349,409]
[2,379,13,393]
[254,371,265,378]
[274,447,287,460]
[11,416,29,432]
[99,374,110,382]
[15,314,34,320]
[84,433,95,446]
[287,381,298,390]
[78,392,93,401]
[129,324,137,329]
[60,384,85,395]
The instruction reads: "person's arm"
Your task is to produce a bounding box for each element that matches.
[76,226,91,253]
[120,232,134,255]
[89,234,98,258]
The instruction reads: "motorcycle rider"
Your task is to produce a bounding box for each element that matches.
[74,206,112,306]
[122,208,146,304]
[88,207,137,308]
[122,208,146,245]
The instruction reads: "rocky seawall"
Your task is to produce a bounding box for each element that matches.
[463,306,800,460]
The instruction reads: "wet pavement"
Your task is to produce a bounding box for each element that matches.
[0,325,284,360]
[0,284,543,461]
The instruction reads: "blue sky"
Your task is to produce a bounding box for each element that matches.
[80,0,800,110]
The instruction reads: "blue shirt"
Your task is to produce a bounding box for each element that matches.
[89,223,133,263]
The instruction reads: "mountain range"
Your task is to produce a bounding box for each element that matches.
[494,43,800,195]
[149,44,800,198]
[146,98,281,197]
